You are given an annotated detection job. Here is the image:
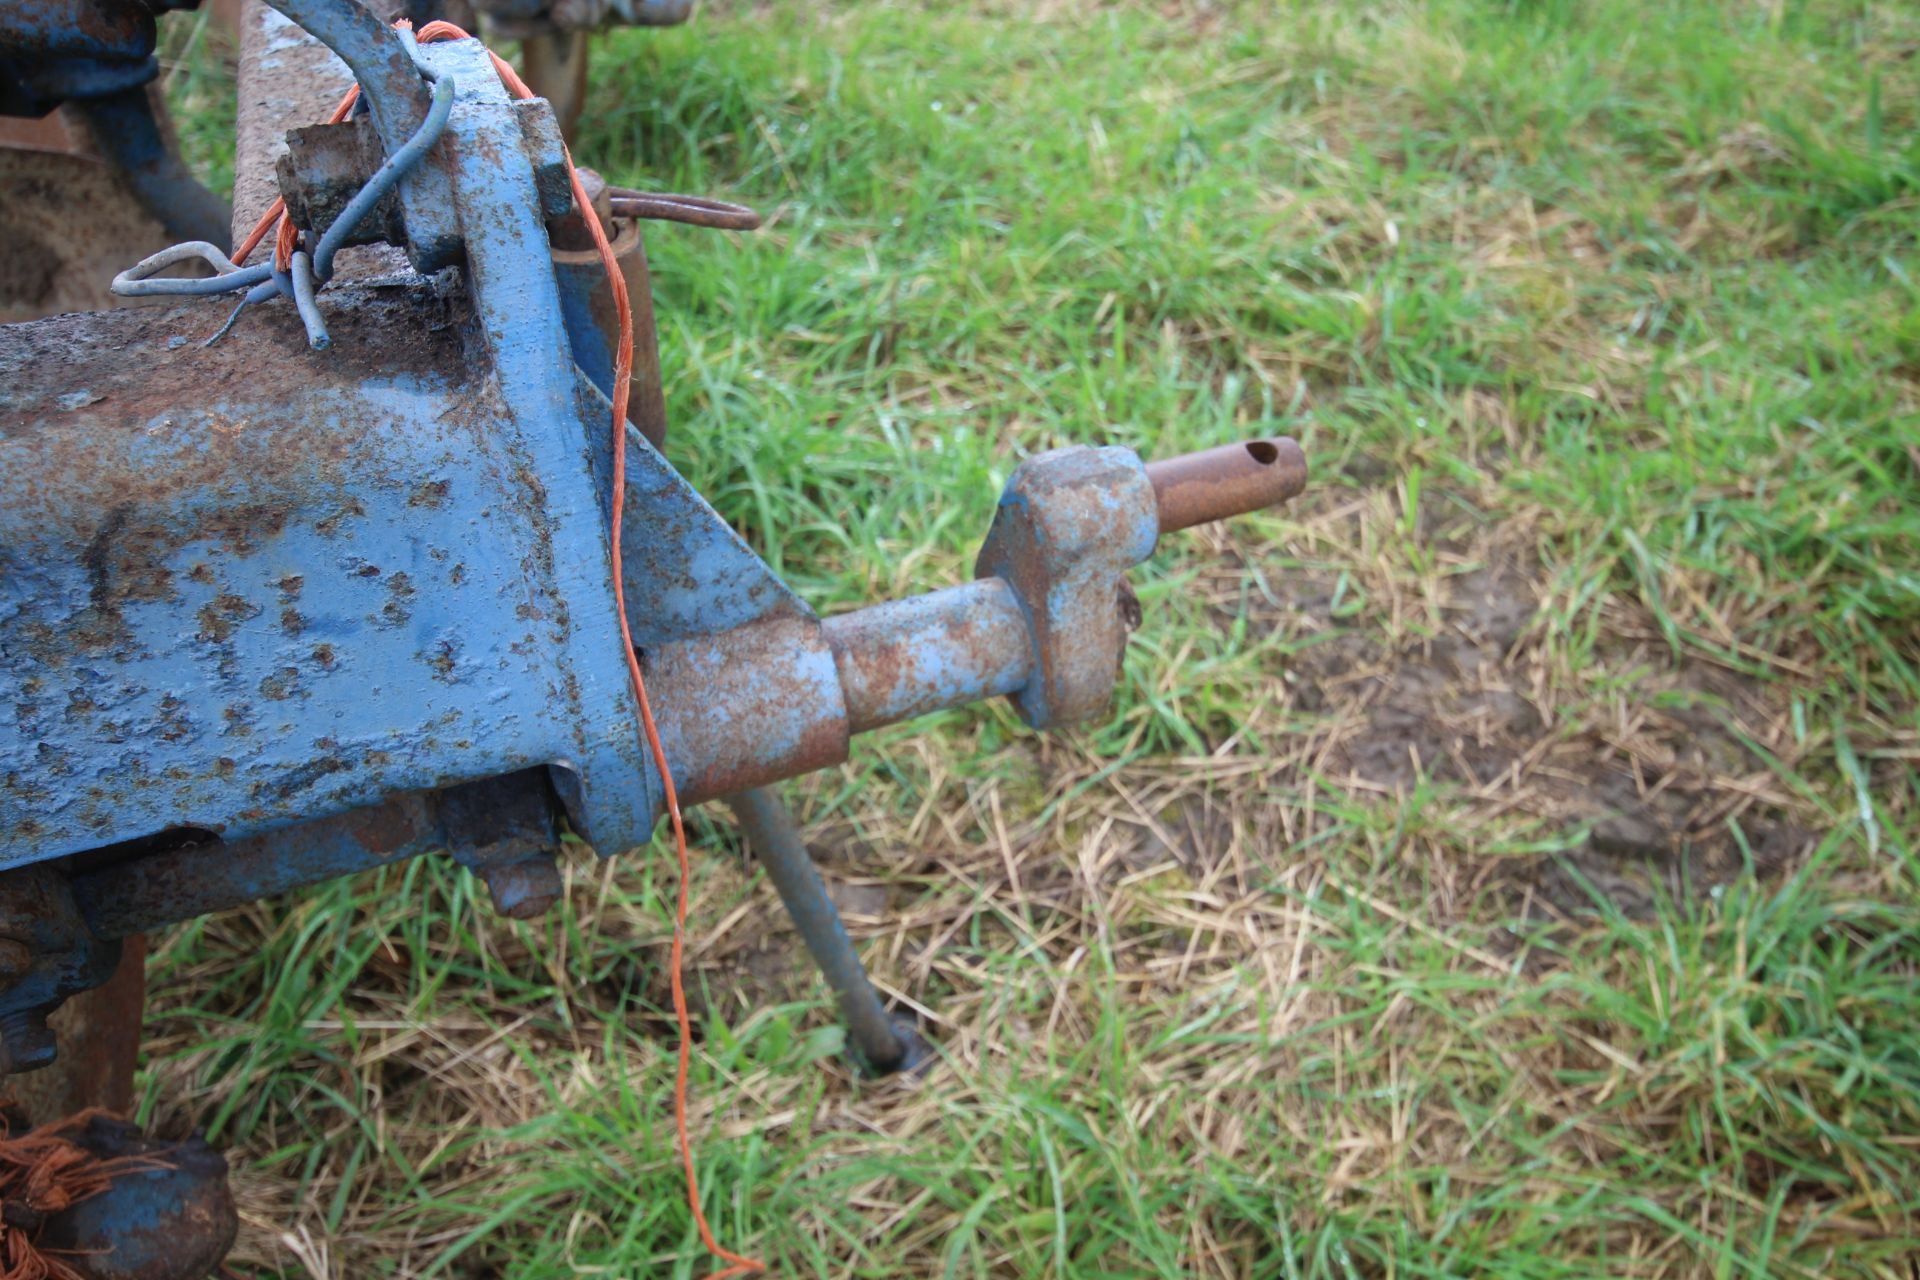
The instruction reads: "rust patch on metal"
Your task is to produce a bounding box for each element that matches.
[646,614,851,808]
[0,291,468,583]
[425,638,457,679]
[0,288,480,855]
[1145,437,1308,536]
[197,593,262,644]
[823,580,1033,734]
[341,794,427,854]
[258,667,300,700]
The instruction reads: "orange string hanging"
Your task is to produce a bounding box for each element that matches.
[411,21,765,1277]
[237,21,764,1275]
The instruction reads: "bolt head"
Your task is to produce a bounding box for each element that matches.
[482,856,564,920]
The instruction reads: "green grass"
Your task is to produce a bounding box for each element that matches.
[148,0,1920,1275]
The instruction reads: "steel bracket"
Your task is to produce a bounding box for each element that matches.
[975,446,1160,729]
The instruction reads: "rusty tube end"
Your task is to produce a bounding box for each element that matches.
[1146,436,1307,536]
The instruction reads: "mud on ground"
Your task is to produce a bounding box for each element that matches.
[1266,497,1815,920]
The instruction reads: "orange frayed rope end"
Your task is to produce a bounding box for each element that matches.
[0,1104,165,1280]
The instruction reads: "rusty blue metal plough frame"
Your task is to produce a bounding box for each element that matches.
[0,0,1304,1268]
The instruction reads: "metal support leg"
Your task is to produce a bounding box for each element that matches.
[9,935,145,1123]
[72,88,233,252]
[519,29,589,143]
[724,787,931,1076]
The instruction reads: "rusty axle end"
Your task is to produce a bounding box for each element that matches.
[1146,437,1307,535]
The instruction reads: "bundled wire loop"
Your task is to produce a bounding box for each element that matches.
[110,56,455,350]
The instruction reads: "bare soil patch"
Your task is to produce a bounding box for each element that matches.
[1259,490,1816,918]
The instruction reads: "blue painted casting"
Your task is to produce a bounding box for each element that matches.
[0,5,1308,1271]
[0,0,1303,1095]
[976,445,1160,729]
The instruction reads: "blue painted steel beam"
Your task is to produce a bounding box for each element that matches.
[0,290,630,863]
[69,793,441,939]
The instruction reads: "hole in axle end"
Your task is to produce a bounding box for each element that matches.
[1245,440,1279,465]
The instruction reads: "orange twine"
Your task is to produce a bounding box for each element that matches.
[237,22,764,1275]
[0,1107,167,1280]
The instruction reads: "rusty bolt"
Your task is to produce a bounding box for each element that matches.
[481,855,564,920]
